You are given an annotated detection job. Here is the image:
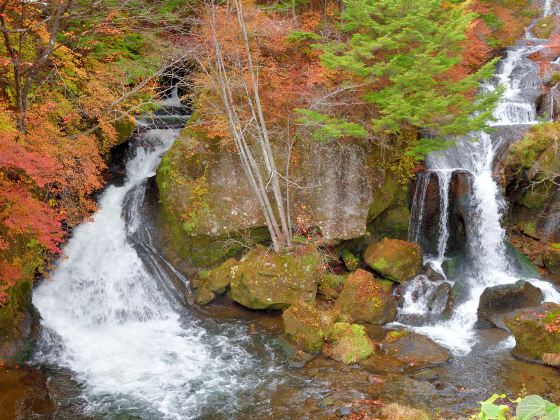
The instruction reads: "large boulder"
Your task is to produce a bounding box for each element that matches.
[192,245,321,309]
[504,302,560,366]
[364,239,422,283]
[282,301,338,354]
[477,280,544,330]
[227,246,321,310]
[156,133,404,269]
[382,331,451,369]
[334,269,397,324]
[543,247,560,275]
[323,322,375,364]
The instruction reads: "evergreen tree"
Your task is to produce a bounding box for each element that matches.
[301,0,502,157]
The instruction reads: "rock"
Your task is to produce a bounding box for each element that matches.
[336,406,352,417]
[334,269,397,324]
[282,301,337,353]
[193,287,215,305]
[318,272,347,300]
[427,282,453,317]
[341,249,359,271]
[323,322,375,364]
[0,280,37,366]
[477,280,544,330]
[442,257,460,279]
[423,263,446,282]
[156,134,400,270]
[381,402,431,420]
[364,238,422,283]
[227,245,320,310]
[504,302,560,366]
[409,172,441,254]
[382,331,451,369]
[192,257,239,295]
[544,247,560,275]
[114,116,137,145]
[447,170,472,256]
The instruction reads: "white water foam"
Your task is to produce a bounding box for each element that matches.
[33,129,269,418]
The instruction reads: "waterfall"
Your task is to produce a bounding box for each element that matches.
[401,12,560,354]
[33,129,275,418]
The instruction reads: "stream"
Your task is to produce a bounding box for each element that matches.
[2,2,560,419]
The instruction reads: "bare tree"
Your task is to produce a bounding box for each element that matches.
[208,0,292,252]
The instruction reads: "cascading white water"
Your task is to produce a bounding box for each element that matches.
[401,7,560,354]
[33,129,273,419]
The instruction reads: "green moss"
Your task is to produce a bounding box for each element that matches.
[551,243,560,250]
[325,322,375,364]
[318,272,347,299]
[385,330,410,343]
[341,249,359,271]
[364,239,422,283]
[282,301,337,353]
[114,116,137,145]
[368,171,397,222]
[519,182,552,209]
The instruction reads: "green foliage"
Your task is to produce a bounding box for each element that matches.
[295,108,367,141]
[481,13,504,31]
[286,30,321,45]
[304,0,502,157]
[474,394,560,420]
[551,243,560,250]
[477,394,510,420]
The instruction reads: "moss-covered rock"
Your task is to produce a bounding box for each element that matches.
[226,245,321,310]
[0,280,36,365]
[192,258,239,295]
[364,238,422,283]
[504,302,560,366]
[282,301,338,353]
[341,249,359,271]
[323,322,375,364]
[543,247,560,275]
[193,287,214,305]
[318,271,347,300]
[334,269,397,324]
[114,116,137,145]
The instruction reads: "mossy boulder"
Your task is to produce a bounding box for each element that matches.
[114,116,137,145]
[364,238,422,283]
[504,302,560,366]
[226,246,321,310]
[323,322,375,364]
[192,258,239,295]
[334,269,397,324]
[318,272,347,300]
[0,280,36,365]
[341,249,359,271]
[543,247,560,275]
[382,331,451,369]
[282,301,338,353]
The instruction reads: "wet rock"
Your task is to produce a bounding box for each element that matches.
[341,249,359,271]
[382,331,451,369]
[282,301,337,353]
[336,406,352,417]
[423,263,446,282]
[363,238,422,283]
[477,280,544,330]
[442,257,460,279]
[193,287,215,305]
[409,172,441,254]
[0,280,38,366]
[318,272,347,300]
[323,322,375,364]
[225,245,320,310]
[543,247,560,275]
[504,302,560,366]
[334,269,397,324]
[427,282,454,317]
[447,170,472,256]
[381,402,431,420]
[192,257,239,295]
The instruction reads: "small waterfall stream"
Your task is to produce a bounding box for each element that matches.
[403,6,560,354]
